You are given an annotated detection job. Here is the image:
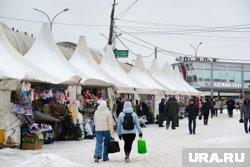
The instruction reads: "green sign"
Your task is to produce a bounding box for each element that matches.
[113,49,129,58]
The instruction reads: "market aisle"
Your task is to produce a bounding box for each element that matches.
[1,111,250,167]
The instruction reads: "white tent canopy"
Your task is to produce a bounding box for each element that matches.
[69,36,114,87]
[173,67,200,96]
[0,23,60,83]
[149,59,182,95]
[129,55,166,95]
[25,23,84,85]
[99,45,137,93]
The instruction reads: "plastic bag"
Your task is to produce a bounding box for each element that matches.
[138,138,147,154]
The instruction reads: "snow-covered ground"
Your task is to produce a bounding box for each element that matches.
[1,111,250,167]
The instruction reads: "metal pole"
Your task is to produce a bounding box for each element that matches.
[155,47,157,59]
[51,8,69,30]
[33,8,52,29]
[33,8,69,30]
[108,0,117,45]
[190,42,202,58]
[211,61,214,98]
[241,64,245,99]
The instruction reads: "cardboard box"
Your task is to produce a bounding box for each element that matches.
[21,140,43,150]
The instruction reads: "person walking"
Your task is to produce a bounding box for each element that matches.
[236,101,240,112]
[117,101,142,163]
[214,99,219,117]
[93,100,114,163]
[218,99,224,114]
[185,99,199,134]
[209,98,215,118]
[226,97,235,118]
[201,98,210,125]
[158,98,165,127]
[164,97,179,130]
[241,98,250,133]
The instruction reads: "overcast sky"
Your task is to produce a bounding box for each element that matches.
[1,0,250,67]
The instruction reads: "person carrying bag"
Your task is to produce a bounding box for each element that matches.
[93,100,114,163]
[117,101,143,163]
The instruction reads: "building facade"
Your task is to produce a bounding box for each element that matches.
[173,57,250,98]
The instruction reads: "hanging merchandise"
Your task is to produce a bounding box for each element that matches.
[69,108,75,118]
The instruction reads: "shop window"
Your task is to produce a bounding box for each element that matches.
[204,78,210,81]
[244,80,250,83]
[199,78,203,82]
[185,64,190,71]
[193,75,198,82]
[187,76,193,83]
[229,80,234,83]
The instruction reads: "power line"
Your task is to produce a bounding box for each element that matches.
[116,27,192,57]
[116,0,138,18]
[114,32,137,57]
[116,18,250,29]
[0,16,109,27]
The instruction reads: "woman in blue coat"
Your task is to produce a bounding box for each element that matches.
[117,101,142,162]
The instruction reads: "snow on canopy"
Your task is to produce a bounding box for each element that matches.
[173,67,200,96]
[25,23,84,85]
[154,59,189,95]
[99,45,137,93]
[0,23,60,83]
[167,63,200,96]
[69,36,115,87]
[149,59,183,95]
[129,55,166,95]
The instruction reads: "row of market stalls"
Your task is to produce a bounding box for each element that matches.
[0,22,200,149]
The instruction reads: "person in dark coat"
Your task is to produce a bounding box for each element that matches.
[209,98,215,118]
[185,99,199,134]
[226,97,235,118]
[158,98,165,127]
[164,97,179,130]
[201,98,210,125]
[241,98,250,133]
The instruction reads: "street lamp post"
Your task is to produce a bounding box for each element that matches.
[33,8,69,30]
[190,42,202,58]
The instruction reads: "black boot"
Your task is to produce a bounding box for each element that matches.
[189,130,192,134]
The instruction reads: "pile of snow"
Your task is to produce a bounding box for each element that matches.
[17,153,84,167]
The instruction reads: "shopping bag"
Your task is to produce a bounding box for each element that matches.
[107,139,120,153]
[198,115,202,120]
[137,138,147,154]
[239,118,244,123]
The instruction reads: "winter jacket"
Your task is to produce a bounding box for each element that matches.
[164,98,179,117]
[185,104,199,118]
[201,102,210,115]
[242,104,250,118]
[226,99,235,110]
[159,102,165,114]
[94,100,114,136]
[117,107,142,136]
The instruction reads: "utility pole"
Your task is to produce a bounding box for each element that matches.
[108,0,117,45]
[155,47,157,59]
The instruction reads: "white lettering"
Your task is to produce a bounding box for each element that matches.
[235,153,245,163]
[199,153,209,163]
[224,153,234,163]
[189,153,199,162]
[208,153,220,163]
